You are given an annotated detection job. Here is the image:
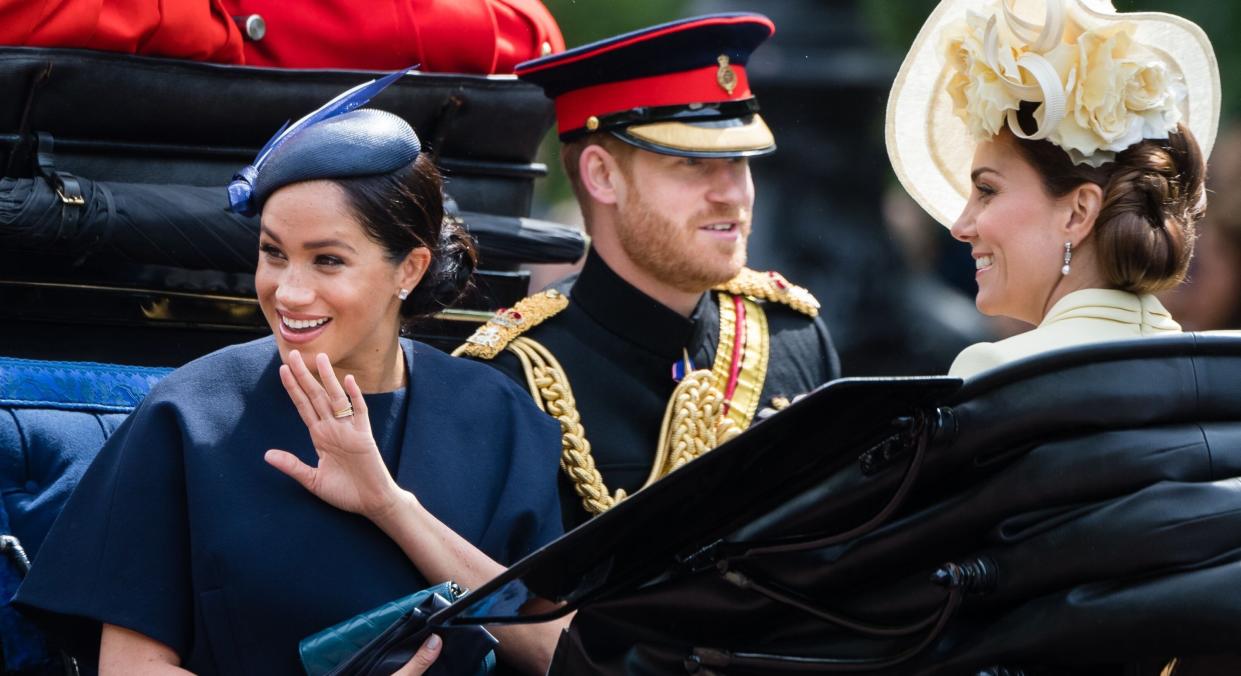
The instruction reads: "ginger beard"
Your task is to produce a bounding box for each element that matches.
[614,185,751,294]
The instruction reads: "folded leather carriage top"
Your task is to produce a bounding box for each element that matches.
[422,334,1241,675]
[0,47,586,364]
[0,47,550,198]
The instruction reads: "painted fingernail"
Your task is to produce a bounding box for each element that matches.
[426,634,442,651]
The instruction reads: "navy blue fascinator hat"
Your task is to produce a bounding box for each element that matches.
[230,69,478,318]
[228,68,418,217]
[243,109,420,216]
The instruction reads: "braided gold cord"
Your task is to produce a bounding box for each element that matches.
[496,331,746,516]
[509,337,623,515]
[646,370,741,488]
[454,288,769,518]
[505,341,547,414]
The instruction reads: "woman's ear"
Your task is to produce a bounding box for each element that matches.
[397,247,432,296]
[579,144,625,206]
[1064,182,1104,244]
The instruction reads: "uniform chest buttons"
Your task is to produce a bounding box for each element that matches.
[234,14,267,41]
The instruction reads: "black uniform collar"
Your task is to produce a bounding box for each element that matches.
[572,249,710,361]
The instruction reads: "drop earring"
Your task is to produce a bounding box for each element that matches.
[397,288,410,300]
[1061,242,1072,276]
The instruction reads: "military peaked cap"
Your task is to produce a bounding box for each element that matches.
[515,13,777,158]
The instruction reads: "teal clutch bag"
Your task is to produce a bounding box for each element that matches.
[299,582,496,676]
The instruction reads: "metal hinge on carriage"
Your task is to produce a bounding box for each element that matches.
[858,406,954,475]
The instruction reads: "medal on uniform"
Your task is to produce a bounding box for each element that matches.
[671,349,695,383]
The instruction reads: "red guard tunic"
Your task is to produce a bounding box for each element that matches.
[223,0,565,71]
[0,0,564,72]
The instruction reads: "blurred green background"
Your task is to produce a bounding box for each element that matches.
[542,0,689,45]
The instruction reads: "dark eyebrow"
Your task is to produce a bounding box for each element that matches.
[302,238,358,254]
[970,167,1001,181]
[259,225,357,254]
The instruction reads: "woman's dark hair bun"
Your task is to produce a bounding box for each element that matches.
[1010,111,1206,294]
[1091,125,1204,294]
[405,215,478,317]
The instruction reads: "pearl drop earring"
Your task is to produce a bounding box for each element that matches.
[1061,242,1072,276]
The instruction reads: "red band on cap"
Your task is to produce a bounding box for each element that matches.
[556,64,752,135]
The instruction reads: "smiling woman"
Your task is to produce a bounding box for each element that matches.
[259,180,420,392]
[949,121,1203,327]
[254,153,461,394]
[886,0,1218,378]
[15,75,567,676]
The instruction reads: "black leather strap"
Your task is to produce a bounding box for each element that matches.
[33,132,84,236]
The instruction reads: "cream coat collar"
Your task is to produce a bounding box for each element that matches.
[1040,288,1181,334]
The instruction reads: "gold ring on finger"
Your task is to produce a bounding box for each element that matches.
[333,405,355,419]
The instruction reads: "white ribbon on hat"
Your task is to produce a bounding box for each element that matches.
[981,0,1068,142]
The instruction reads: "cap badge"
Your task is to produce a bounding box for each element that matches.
[716,55,737,95]
[586,115,600,131]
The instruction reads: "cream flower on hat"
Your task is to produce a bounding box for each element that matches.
[1044,22,1187,165]
[942,12,1023,139]
[887,0,1219,227]
[938,0,1186,167]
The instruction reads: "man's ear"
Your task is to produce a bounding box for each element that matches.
[1064,182,1103,245]
[579,144,626,206]
[397,246,432,295]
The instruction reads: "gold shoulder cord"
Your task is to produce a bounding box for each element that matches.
[453,271,810,517]
[507,337,624,514]
[645,294,769,486]
[453,289,621,515]
[646,371,739,486]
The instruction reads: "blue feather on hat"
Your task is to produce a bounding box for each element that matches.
[228,67,415,216]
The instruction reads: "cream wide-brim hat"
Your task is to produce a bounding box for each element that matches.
[885,0,1221,228]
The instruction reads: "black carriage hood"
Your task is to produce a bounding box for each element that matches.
[429,333,1241,674]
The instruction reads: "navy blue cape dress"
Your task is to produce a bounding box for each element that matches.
[14,337,563,675]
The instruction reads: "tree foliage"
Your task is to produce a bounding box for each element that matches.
[859,0,1241,120]
[543,0,689,48]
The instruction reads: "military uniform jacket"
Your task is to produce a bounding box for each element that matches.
[463,251,840,529]
[15,337,563,675]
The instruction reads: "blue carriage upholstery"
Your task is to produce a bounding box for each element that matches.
[0,356,170,673]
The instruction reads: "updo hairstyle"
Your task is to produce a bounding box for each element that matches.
[333,153,478,321]
[1008,103,1206,294]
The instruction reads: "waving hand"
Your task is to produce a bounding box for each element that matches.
[265,350,403,520]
